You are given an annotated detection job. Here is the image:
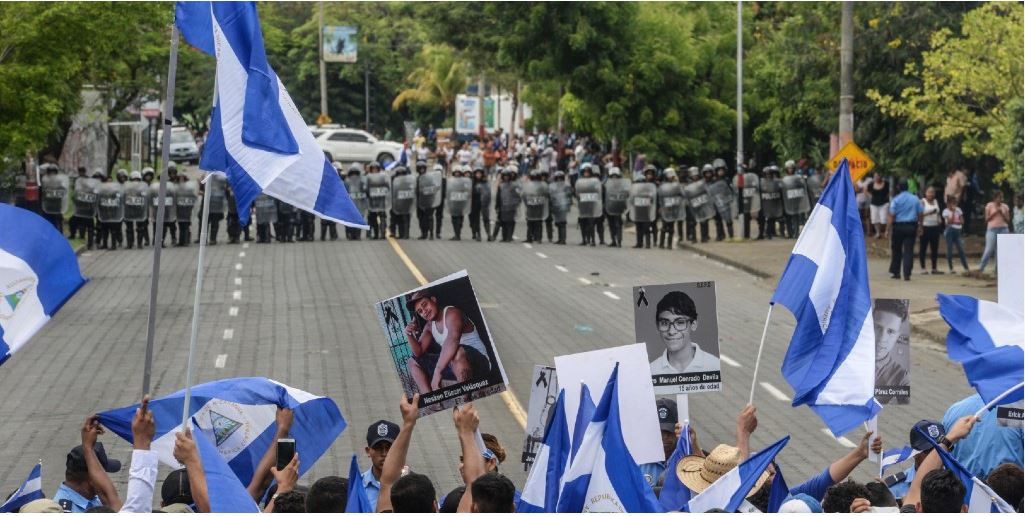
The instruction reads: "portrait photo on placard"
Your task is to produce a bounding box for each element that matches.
[873,298,911,404]
[374,270,508,416]
[633,281,722,394]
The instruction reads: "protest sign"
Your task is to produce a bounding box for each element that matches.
[521,365,559,470]
[374,270,508,416]
[554,343,663,465]
[634,282,722,394]
[873,299,911,405]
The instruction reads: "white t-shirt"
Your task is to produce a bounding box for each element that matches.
[456,149,472,165]
[942,207,963,229]
[649,343,720,374]
[921,198,941,227]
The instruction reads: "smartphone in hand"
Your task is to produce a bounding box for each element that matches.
[276,438,296,470]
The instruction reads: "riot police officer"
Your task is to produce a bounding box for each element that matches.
[414,160,434,239]
[343,162,367,241]
[96,172,125,249]
[390,166,416,239]
[575,164,602,246]
[603,167,630,248]
[254,194,277,243]
[175,170,198,247]
[522,169,550,244]
[758,164,784,239]
[630,166,658,249]
[541,169,554,242]
[781,159,810,238]
[40,164,69,233]
[433,163,447,239]
[469,166,492,242]
[275,199,296,243]
[658,168,685,249]
[447,165,472,240]
[548,170,571,245]
[123,171,150,249]
[709,159,735,241]
[684,165,716,243]
[203,173,228,245]
[592,163,607,245]
[736,165,761,240]
[71,168,100,248]
[366,161,390,240]
[494,166,522,242]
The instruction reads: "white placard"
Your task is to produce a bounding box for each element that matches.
[554,343,663,465]
[997,234,1023,313]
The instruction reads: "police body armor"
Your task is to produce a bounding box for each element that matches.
[736,172,761,214]
[498,182,522,221]
[96,182,125,223]
[759,178,783,219]
[782,175,811,216]
[806,173,824,204]
[254,194,278,224]
[392,175,417,215]
[447,176,472,217]
[707,179,735,220]
[41,173,70,215]
[206,174,228,215]
[366,172,391,213]
[150,182,177,223]
[658,183,685,222]
[629,182,657,223]
[176,180,199,221]
[123,182,151,222]
[416,172,443,210]
[521,181,549,221]
[549,182,571,224]
[603,177,631,217]
[345,175,369,214]
[684,180,716,222]
[574,177,603,218]
[73,177,100,218]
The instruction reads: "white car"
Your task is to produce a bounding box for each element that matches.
[157,127,200,164]
[309,126,403,165]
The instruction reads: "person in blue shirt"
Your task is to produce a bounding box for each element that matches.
[362,419,400,510]
[887,179,924,280]
[884,419,945,500]
[943,394,1024,479]
[54,417,122,513]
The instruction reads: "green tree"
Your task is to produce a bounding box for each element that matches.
[391,44,468,127]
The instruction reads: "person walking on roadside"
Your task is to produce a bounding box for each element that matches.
[918,186,942,275]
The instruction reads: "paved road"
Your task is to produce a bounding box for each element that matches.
[0,203,975,502]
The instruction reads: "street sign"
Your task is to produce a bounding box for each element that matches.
[829,141,875,182]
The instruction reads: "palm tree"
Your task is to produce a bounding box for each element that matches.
[392,44,468,125]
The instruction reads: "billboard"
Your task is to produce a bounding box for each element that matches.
[323,26,357,63]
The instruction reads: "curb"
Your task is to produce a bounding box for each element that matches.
[675,240,772,280]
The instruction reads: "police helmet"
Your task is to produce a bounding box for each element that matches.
[130,171,143,180]
[784,160,796,169]
[663,167,677,179]
[116,168,128,178]
[688,166,700,178]
[713,158,727,170]
[702,164,713,173]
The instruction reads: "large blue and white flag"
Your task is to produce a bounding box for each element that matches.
[570,383,595,461]
[98,377,346,487]
[0,204,86,366]
[192,417,260,513]
[916,427,1015,513]
[556,365,662,513]
[937,294,1024,406]
[0,463,43,513]
[345,454,374,513]
[174,2,366,228]
[518,389,571,513]
[658,423,692,511]
[771,158,881,436]
[880,446,918,476]
[686,436,791,513]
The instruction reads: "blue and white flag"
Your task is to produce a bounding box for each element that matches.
[192,417,260,513]
[915,427,1015,513]
[518,390,571,513]
[766,462,790,513]
[938,294,1024,406]
[174,2,366,229]
[345,454,373,513]
[556,365,662,513]
[0,204,86,367]
[686,436,791,513]
[771,158,881,436]
[658,423,692,511]
[880,446,919,476]
[0,463,43,513]
[384,146,407,171]
[98,377,346,487]
[570,383,595,461]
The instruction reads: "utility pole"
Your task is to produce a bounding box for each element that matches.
[318,2,329,123]
[364,65,370,131]
[839,1,854,147]
[736,0,744,174]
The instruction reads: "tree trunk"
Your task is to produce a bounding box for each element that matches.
[107,126,120,175]
[509,80,519,152]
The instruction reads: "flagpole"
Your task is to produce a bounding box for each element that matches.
[181,173,215,428]
[974,381,1025,419]
[142,23,180,397]
[748,304,774,405]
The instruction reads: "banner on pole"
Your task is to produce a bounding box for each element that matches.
[323,26,357,63]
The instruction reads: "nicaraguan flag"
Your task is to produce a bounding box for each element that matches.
[771,158,881,436]
[384,145,407,171]
[880,446,918,476]
[686,436,790,513]
[0,204,86,367]
[915,427,1015,513]
[97,377,345,487]
[570,383,596,460]
[0,463,43,512]
[556,364,662,513]
[766,462,789,513]
[345,454,374,513]
[192,417,260,513]
[937,294,1024,406]
[658,423,693,511]
[174,2,366,229]
[518,389,571,513]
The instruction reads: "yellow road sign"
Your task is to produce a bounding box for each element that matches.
[829,141,875,182]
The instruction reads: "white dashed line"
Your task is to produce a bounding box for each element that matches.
[242,243,249,249]
[820,428,857,448]
[215,354,228,368]
[760,382,791,402]
[229,306,239,317]
[232,290,242,300]
[535,252,548,259]
[234,263,243,271]
[238,251,246,258]
[523,243,533,249]
[720,354,741,368]
[555,265,569,273]
[603,291,620,300]
[577,277,592,285]
[222,329,234,340]
[234,277,242,286]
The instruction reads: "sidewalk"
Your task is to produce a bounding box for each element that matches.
[675,235,998,346]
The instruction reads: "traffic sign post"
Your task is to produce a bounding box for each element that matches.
[828,141,875,182]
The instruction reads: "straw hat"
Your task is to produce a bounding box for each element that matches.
[676,444,769,495]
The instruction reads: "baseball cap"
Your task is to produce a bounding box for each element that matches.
[405,289,433,313]
[161,469,193,506]
[66,443,121,474]
[655,398,678,433]
[367,420,400,448]
[18,499,63,513]
[910,420,945,451]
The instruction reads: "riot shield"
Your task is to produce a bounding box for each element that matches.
[782,175,810,215]
[522,181,549,221]
[807,174,824,204]
[416,171,443,210]
[254,194,278,224]
[498,182,522,221]
[72,177,100,218]
[684,180,716,222]
[175,180,198,221]
[603,177,631,216]
[345,175,369,214]
[151,182,178,223]
[575,177,603,218]
[123,182,151,222]
[206,174,228,215]
[392,174,416,215]
[549,182,571,224]
[96,182,125,223]
[658,183,685,222]
[447,176,472,217]
[737,172,761,214]
[366,172,391,213]
[629,182,657,222]
[41,173,70,215]
[707,179,735,220]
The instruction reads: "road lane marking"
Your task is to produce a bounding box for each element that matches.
[603,291,620,300]
[523,243,533,249]
[820,428,857,448]
[223,328,234,340]
[577,277,592,285]
[239,252,245,258]
[229,306,239,317]
[215,354,228,368]
[242,243,249,249]
[720,354,741,368]
[234,277,242,286]
[760,382,790,402]
[555,265,569,272]
[234,263,243,271]
[535,252,548,259]
[232,290,242,300]
[387,236,527,430]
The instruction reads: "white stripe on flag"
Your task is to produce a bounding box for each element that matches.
[687,466,743,513]
[791,205,845,333]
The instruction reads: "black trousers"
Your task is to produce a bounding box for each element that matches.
[545,215,554,241]
[499,219,516,242]
[714,214,734,240]
[395,213,411,239]
[368,212,387,239]
[554,222,567,244]
[699,220,710,242]
[257,223,272,243]
[526,220,543,243]
[227,213,241,242]
[919,225,941,271]
[889,222,917,279]
[43,213,63,233]
[206,213,223,244]
[135,220,150,247]
[579,217,595,244]
[322,220,339,240]
[607,215,623,246]
[469,209,490,240]
[123,220,135,248]
[434,206,444,238]
[741,213,753,239]
[417,208,433,238]
[450,216,464,239]
[635,222,652,248]
[176,221,191,246]
[595,214,606,244]
[659,219,675,248]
